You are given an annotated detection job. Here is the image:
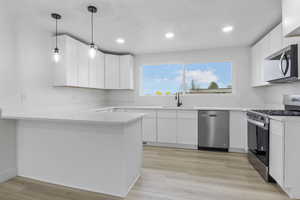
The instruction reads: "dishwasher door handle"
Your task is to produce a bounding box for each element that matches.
[200,114,217,117]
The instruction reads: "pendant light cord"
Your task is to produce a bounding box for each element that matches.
[55,18,58,48]
[91,11,94,44]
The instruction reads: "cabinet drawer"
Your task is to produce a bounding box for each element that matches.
[270,120,284,136]
[177,111,197,119]
[157,110,177,118]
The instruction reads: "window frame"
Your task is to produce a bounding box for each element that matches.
[139,61,234,96]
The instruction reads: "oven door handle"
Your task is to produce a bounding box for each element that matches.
[247,118,265,128]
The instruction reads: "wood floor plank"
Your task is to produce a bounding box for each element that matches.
[0,146,290,200]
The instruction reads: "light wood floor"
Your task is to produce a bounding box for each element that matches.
[0,146,290,200]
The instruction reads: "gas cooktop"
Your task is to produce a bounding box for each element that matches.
[251,109,300,116]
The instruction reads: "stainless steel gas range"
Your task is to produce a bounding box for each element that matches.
[247,95,300,181]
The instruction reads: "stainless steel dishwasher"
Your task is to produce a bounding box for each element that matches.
[198,110,229,151]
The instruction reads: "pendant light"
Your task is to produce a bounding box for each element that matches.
[51,13,62,63]
[88,5,98,59]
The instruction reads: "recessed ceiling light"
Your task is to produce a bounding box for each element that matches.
[165,32,175,39]
[116,38,125,44]
[222,25,234,33]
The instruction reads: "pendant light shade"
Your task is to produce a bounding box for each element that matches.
[88,5,98,59]
[89,43,97,59]
[51,13,62,63]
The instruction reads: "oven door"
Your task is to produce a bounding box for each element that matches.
[247,119,269,166]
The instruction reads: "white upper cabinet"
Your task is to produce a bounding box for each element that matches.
[105,54,120,89]
[89,51,105,89]
[251,36,270,87]
[54,35,78,87]
[282,0,300,37]
[250,23,286,87]
[119,55,134,90]
[53,35,134,90]
[77,42,89,88]
[270,24,283,55]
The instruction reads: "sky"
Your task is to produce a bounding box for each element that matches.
[142,62,232,95]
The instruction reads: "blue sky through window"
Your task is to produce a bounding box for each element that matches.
[142,62,232,95]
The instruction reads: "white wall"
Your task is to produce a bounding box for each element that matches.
[13,17,108,113]
[107,47,265,108]
[0,2,17,183]
[260,82,300,108]
[0,2,18,109]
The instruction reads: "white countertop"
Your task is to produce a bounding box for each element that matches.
[3,105,298,124]
[114,105,249,111]
[1,110,145,125]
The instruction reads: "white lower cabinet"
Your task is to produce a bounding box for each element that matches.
[123,109,157,142]
[157,110,198,147]
[269,118,300,199]
[142,118,157,142]
[157,110,177,143]
[270,119,284,187]
[126,109,198,147]
[177,111,198,145]
[229,111,247,152]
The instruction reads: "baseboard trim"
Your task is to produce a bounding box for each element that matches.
[18,174,131,198]
[123,174,140,197]
[229,148,247,153]
[144,142,198,150]
[0,168,17,183]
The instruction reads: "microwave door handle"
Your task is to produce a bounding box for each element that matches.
[280,52,289,76]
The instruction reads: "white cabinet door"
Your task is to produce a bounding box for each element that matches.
[119,55,134,89]
[282,0,300,37]
[105,54,120,89]
[251,34,271,87]
[77,43,89,87]
[54,35,78,87]
[260,35,271,85]
[65,36,78,86]
[177,119,197,145]
[270,119,284,187]
[128,109,157,142]
[177,111,198,145]
[89,51,105,88]
[269,24,283,55]
[143,118,157,142]
[157,111,177,143]
[251,40,263,87]
[157,118,177,143]
[229,111,247,152]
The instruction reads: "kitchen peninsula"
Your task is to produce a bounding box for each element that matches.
[1,110,144,197]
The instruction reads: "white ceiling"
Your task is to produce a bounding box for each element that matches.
[11,0,282,54]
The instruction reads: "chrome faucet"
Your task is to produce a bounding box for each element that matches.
[175,92,183,107]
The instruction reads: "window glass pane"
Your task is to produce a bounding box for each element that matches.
[142,64,183,96]
[185,62,232,94]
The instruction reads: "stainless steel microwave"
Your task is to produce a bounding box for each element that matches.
[264,44,299,83]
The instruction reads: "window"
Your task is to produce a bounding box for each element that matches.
[141,62,232,96]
